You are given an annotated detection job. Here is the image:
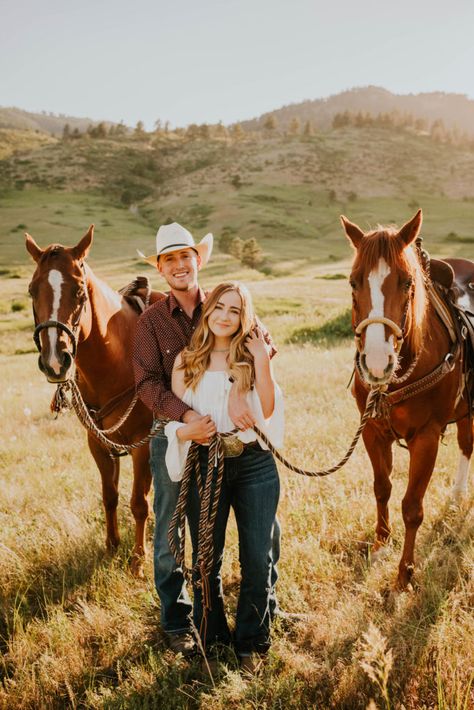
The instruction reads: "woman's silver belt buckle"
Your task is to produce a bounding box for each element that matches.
[222,435,244,458]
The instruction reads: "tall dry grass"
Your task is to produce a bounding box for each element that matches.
[0,271,473,709]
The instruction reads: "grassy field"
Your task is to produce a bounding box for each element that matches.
[0,242,473,709]
[0,126,473,707]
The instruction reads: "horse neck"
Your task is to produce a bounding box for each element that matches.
[75,265,134,397]
[399,293,451,377]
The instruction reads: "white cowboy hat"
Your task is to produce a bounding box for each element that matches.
[137,222,213,267]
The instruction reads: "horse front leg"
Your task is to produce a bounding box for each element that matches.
[129,444,152,578]
[398,428,440,589]
[362,421,394,559]
[451,415,473,503]
[88,434,120,551]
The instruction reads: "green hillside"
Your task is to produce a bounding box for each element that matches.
[1,125,474,275]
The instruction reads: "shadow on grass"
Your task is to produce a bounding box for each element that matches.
[331,500,473,708]
[0,527,131,657]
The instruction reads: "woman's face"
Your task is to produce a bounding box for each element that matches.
[208,289,242,338]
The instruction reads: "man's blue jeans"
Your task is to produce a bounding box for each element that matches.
[150,432,193,634]
[187,444,280,655]
[150,431,280,638]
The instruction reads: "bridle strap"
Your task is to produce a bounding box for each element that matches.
[33,320,78,357]
[354,316,404,351]
[31,262,88,361]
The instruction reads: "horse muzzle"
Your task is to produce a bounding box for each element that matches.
[38,349,74,383]
[359,352,396,385]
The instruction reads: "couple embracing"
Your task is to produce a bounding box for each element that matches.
[133,223,284,671]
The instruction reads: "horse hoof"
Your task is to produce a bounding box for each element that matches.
[106,540,120,555]
[130,554,146,578]
[395,564,416,592]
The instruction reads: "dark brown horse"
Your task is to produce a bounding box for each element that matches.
[25,226,164,576]
[341,210,473,589]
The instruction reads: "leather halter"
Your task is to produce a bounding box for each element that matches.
[354,316,404,352]
[32,263,88,361]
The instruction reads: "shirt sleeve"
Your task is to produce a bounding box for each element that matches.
[248,382,284,449]
[133,313,191,421]
[164,421,191,481]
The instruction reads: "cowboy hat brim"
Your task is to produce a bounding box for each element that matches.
[137,233,213,268]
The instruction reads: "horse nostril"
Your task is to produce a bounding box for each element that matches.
[61,351,72,370]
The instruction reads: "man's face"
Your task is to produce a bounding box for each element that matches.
[157,248,201,291]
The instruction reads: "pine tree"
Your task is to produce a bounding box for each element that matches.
[134,120,146,137]
[231,123,244,140]
[289,117,300,135]
[229,237,244,260]
[303,120,313,136]
[263,115,277,132]
[241,238,263,268]
[62,123,71,140]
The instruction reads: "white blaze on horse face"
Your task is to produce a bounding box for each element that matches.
[46,269,64,374]
[364,258,395,378]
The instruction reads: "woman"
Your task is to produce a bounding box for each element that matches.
[164,281,284,668]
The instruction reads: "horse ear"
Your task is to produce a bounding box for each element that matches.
[340,215,365,249]
[398,209,422,246]
[71,225,94,261]
[25,233,44,263]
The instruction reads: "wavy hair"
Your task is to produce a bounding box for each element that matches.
[180,281,256,391]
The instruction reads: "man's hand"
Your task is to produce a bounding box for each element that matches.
[177,414,216,445]
[228,382,255,431]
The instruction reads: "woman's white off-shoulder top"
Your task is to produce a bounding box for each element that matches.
[164,371,284,481]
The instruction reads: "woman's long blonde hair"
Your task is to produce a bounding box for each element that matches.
[180,281,256,391]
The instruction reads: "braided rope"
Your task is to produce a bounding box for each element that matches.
[389,348,423,385]
[60,380,161,452]
[252,390,378,477]
[167,394,379,648]
[94,392,139,435]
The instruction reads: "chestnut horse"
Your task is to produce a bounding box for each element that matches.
[25,226,163,576]
[341,209,473,589]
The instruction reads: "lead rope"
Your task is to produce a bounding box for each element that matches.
[167,389,379,656]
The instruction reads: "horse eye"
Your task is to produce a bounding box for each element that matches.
[349,279,357,290]
[403,278,412,291]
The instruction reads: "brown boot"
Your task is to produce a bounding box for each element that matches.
[167,632,197,657]
[239,654,265,675]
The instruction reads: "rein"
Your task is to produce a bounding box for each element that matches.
[167,389,379,648]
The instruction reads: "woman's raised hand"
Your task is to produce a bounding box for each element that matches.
[244,325,269,360]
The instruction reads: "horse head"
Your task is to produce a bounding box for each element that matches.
[341,210,426,385]
[25,226,94,382]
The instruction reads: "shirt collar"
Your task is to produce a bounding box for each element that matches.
[168,287,206,315]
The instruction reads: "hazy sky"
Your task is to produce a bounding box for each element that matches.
[1,0,473,128]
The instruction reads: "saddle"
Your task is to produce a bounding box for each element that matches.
[418,240,474,407]
[118,276,166,313]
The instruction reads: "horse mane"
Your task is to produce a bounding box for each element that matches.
[354,226,427,353]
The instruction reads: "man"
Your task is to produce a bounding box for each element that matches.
[133,222,280,656]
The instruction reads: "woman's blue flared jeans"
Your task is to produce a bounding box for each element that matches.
[150,431,280,653]
[187,444,280,655]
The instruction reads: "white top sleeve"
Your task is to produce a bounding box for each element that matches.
[164,421,191,482]
[164,371,284,481]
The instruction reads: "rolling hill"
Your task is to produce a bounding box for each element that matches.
[1,116,474,274]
